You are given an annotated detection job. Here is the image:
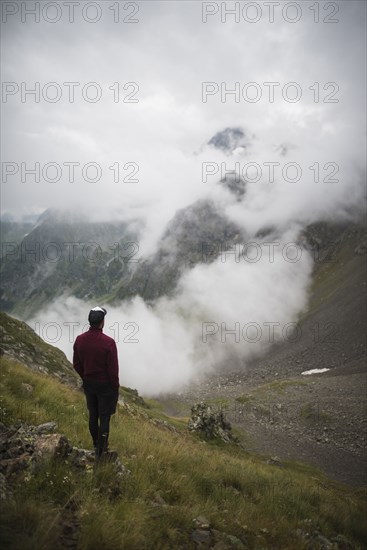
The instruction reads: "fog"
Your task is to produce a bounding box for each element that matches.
[29,226,314,395]
[2,1,366,394]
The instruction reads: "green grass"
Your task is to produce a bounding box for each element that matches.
[262,379,308,392]
[301,228,366,321]
[0,311,77,381]
[0,356,366,549]
[300,402,332,426]
[236,379,308,405]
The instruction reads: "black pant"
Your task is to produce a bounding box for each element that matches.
[82,379,119,454]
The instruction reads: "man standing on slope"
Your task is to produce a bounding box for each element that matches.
[73,307,120,459]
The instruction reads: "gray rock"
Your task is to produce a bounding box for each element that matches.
[193,515,211,529]
[33,421,58,434]
[152,492,167,506]
[33,433,73,460]
[188,402,239,444]
[1,422,131,507]
[354,242,366,255]
[191,529,212,544]
[212,530,246,549]
[69,447,95,469]
[266,456,282,466]
[21,383,33,393]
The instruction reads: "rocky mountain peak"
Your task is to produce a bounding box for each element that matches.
[208,127,248,153]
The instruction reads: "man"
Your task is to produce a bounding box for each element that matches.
[73,306,120,459]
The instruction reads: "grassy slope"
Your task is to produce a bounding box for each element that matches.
[304,223,366,320]
[1,356,366,550]
[0,311,78,383]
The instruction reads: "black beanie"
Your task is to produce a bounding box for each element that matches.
[88,306,107,326]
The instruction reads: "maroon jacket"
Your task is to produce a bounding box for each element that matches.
[73,327,120,390]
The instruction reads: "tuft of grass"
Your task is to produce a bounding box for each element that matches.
[236,379,308,405]
[0,498,63,550]
[236,394,256,405]
[300,402,332,426]
[262,379,308,392]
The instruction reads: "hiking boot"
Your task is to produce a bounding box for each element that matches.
[99,450,118,463]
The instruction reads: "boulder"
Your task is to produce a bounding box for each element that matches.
[188,402,239,443]
[33,421,58,434]
[33,434,73,460]
[191,529,212,545]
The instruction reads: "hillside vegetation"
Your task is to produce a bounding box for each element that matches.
[0,311,78,385]
[0,352,366,549]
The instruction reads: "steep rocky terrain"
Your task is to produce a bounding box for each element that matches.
[116,199,245,302]
[157,222,367,487]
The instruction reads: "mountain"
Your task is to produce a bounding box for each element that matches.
[158,221,367,486]
[0,149,249,313]
[0,220,34,257]
[116,199,244,302]
[0,210,139,318]
[208,127,249,153]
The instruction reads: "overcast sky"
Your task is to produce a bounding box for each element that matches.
[1,1,366,245]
